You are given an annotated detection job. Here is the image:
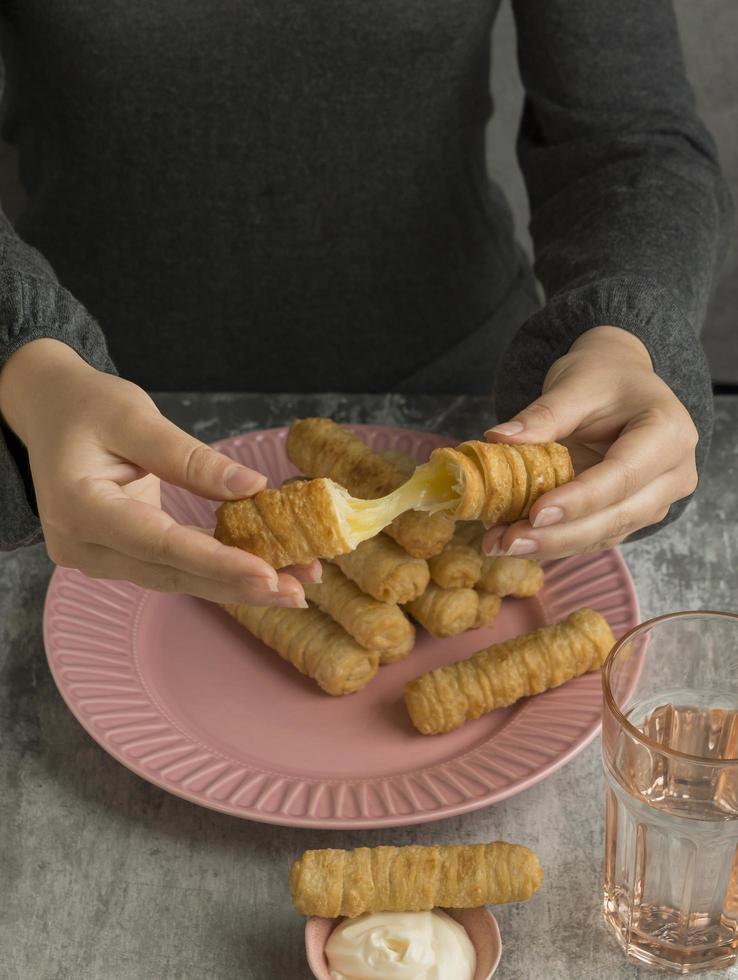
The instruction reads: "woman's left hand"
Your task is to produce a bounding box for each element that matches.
[483,325,700,559]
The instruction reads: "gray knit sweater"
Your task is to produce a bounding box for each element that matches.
[0,0,733,549]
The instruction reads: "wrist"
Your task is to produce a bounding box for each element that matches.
[0,339,93,443]
[569,325,654,370]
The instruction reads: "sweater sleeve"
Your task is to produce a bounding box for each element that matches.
[0,204,115,550]
[495,0,734,532]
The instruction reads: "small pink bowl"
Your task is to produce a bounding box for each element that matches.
[305,907,502,979]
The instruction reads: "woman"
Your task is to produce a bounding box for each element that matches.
[0,0,732,608]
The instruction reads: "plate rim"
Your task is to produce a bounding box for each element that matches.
[43,423,640,829]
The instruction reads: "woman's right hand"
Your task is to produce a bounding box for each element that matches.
[0,339,318,605]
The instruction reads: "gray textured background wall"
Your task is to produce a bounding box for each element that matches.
[1,0,735,382]
[487,0,737,383]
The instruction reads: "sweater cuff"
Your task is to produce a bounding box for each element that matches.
[494,275,714,538]
[0,268,116,373]
[0,270,116,551]
[0,421,44,550]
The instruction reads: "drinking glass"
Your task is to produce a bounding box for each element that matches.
[602,611,738,973]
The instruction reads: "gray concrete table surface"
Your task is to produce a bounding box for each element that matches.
[1,393,737,980]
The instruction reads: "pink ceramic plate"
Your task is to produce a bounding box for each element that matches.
[43,424,640,829]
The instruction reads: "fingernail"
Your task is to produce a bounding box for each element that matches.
[486,421,524,437]
[272,594,308,609]
[280,585,308,604]
[506,538,538,556]
[244,574,279,592]
[298,561,323,584]
[224,464,267,496]
[533,506,564,529]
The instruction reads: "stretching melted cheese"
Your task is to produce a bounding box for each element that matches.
[333,459,459,546]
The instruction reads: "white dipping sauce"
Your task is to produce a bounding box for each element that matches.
[325,909,476,980]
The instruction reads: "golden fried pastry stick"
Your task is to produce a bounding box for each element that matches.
[430,524,544,598]
[215,471,436,568]
[288,418,572,529]
[221,603,379,696]
[304,563,415,664]
[428,440,574,524]
[404,582,479,638]
[473,591,502,629]
[381,454,492,604]
[288,417,406,498]
[290,841,543,917]
[216,477,359,568]
[386,510,456,561]
[405,608,615,734]
[217,425,572,568]
[428,522,484,589]
[380,448,418,474]
[287,418,456,559]
[478,556,544,598]
[334,536,430,604]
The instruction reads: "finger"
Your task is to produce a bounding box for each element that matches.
[274,571,311,596]
[137,520,320,594]
[114,411,267,500]
[80,546,309,606]
[124,473,162,506]
[283,560,323,585]
[184,530,321,589]
[485,370,593,443]
[79,480,307,598]
[483,472,679,560]
[528,417,692,530]
[481,525,506,554]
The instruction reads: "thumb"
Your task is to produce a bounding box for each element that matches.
[116,412,267,500]
[485,369,592,443]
